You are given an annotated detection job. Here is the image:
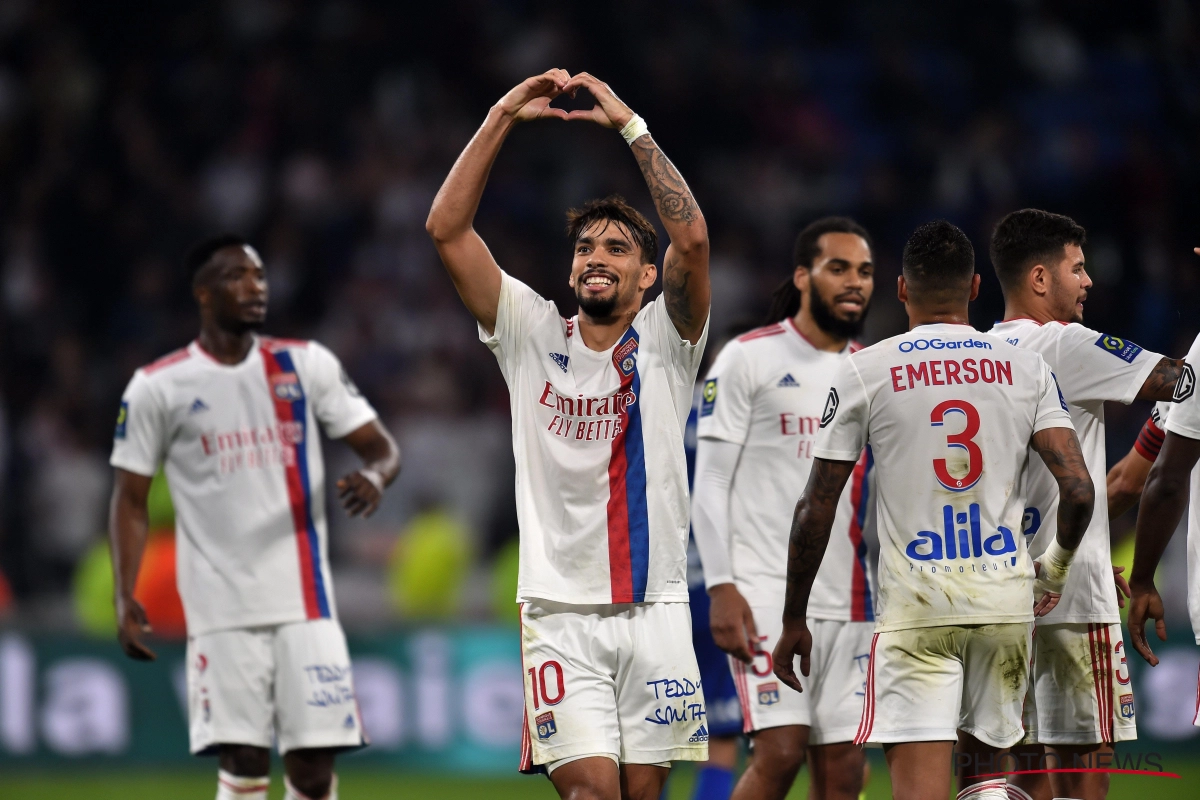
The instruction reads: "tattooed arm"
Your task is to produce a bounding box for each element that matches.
[1136,357,1187,402]
[771,457,857,693]
[1030,426,1094,552]
[563,73,710,342]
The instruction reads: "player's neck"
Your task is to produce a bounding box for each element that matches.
[791,310,847,353]
[906,306,971,329]
[197,325,257,365]
[1002,297,1058,325]
[577,309,637,352]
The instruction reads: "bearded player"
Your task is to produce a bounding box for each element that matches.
[427,70,710,800]
[109,236,401,800]
[775,220,1095,800]
[692,217,876,800]
[987,210,1188,800]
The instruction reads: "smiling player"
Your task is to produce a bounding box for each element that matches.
[427,70,711,800]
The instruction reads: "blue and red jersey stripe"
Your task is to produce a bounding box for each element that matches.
[261,345,330,619]
[606,328,651,603]
[847,446,874,621]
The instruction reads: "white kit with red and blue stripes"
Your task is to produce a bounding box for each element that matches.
[110,336,377,636]
[697,317,875,619]
[481,272,708,605]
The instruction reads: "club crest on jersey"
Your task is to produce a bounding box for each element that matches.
[271,372,304,402]
[536,711,557,740]
[777,374,800,388]
[114,401,129,439]
[1175,363,1195,402]
[757,682,780,705]
[907,503,1017,564]
[614,337,639,376]
[819,388,839,428]
[1120,694,1135,719]
[1095,334,1143,364]
[700,378,718,417]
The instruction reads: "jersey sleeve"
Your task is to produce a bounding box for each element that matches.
[1164,335,1200,441]
[1032,358,1075,433]
[1051,323,1161,406]
[812,357,870,462]
[478,271,557,380]
[696,340,754,445]
[644,293,710,387]
[1133,408,1168,461]
[306,342,378,439]
[109,371,167,477]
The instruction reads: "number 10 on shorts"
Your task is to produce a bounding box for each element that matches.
[528,661,566,709]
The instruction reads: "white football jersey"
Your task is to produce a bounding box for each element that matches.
[110,337,377,636]
[481,272,708,605]
[697,318,876,620]
[1157,333,1200,643]
[815,323,1073,632]
[990,319,1161,624]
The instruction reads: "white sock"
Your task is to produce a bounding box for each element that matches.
[958,778,1008,800]
[216,770,269,800]
[284,774,338,800]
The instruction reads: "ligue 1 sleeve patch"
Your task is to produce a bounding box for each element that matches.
[114,400,129,439]
[700,378,718,417]
[1095,334,1143,364]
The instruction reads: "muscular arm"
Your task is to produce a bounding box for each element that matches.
[336,420,401,518]
[1030,426,1095,551]
[426,70,569,334]
[109,468,156,660]
[1136,357,1187,402]
[781,458,858,623]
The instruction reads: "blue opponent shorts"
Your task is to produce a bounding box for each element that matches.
[690,584,743,738]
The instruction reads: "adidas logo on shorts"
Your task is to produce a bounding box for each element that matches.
[688,724,709,743]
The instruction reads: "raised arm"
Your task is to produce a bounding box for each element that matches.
[562,73,710,342]
[1128,430,1200,665]
[771,457,857,692]
[109,468,156,661]
[426,69,570,334]
[1029,426,1095,615]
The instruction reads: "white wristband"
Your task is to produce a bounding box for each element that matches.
[1034,537,1076,596]
[619,114,649,145]
[361,468,385,494]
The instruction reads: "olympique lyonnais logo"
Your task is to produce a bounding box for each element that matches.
[1174,363,1195,402]
[614,337,639,376]
[757,682,780,706]
[535,711,557,740]
[272,372,304,401]
[819,387,839,428]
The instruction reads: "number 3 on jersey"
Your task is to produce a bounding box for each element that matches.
[930,400,983,492]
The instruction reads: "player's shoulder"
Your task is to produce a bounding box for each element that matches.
[259,335,312,353]
[137,344,196,382]
[735,322,787,345]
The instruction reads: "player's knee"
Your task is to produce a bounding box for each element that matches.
[284,749,336,799]
[219,744,270,777]
[755,732,807,779]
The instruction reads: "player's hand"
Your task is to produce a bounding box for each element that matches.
[772,618,812,694]
[1031,559,1063,616]
[496,70,571,123]
[1112,565,1131,609]
[707,583,759,664]
[116,596,156,661]
[337,469,383,517]
[1128,582,1167,666]
[561,73,635,130]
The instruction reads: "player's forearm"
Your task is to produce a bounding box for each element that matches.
[1136,357,1187,402]
[1032,427,1094,551]
[108,489,150,603]
[426,106,516,245]
[691,439,740,589]
[1106,450,1152,519]
[1130,465,1188,587]
[629,135,707,252]
[781,458,855,621]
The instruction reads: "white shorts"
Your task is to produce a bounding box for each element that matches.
[1022,622,1137,745]
[855,623,1032,748]
[518,599,708,771]
[729,611,872,745]
[186,619,366,756]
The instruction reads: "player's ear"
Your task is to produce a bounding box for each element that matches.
[969,273,981,302]
[1029,263,1048,297]
[792,264,810,293]
[896,274,908,303]
[639,261,657,290]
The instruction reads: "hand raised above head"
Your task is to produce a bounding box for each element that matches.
[497,69,572,122]
[562,72,635,130]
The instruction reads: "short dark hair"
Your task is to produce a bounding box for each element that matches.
[186,233,250,287]
[565,195,658,265]
[902,220,975,300]
[990,209,1087,294]
[765,216,873,323]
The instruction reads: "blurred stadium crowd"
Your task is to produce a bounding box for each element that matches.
[0,0,1198,632]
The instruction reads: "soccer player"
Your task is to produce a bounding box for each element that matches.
[109,236,401,800]
[426,70,711,800]
[987,210,1188,800]
[774,220,1095,800]
[691,217,876,800]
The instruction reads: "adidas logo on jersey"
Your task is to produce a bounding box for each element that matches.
[689,724,709,743]
[344,714,356,729]
[189,398,209,414]
[549,352,570,373]
[777,374,800,388]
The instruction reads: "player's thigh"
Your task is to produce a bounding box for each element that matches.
[522,600,622,765]
[273,619,366,754]
[959,622,1031,748]
[858,626,963,744]
[729,605,811,734]
[1030,622,1135,745]
[616,602,708,764]
[187,627,276,753]
[806,619,873,746]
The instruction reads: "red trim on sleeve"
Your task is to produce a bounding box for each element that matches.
[1133,416,1165,462]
